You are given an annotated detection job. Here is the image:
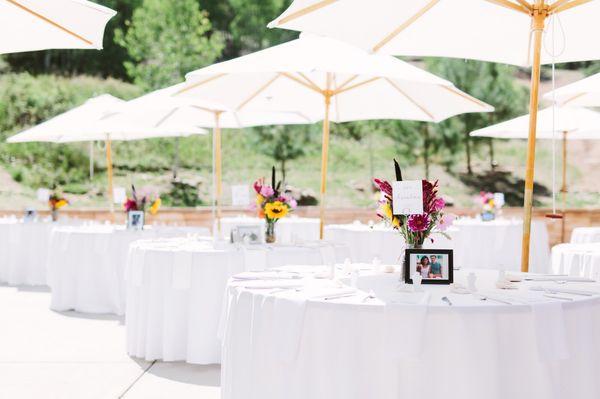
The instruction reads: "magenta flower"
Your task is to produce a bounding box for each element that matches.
[124,199,138,212]
[373,178,392,198]
[253,180,262,194]
[432,198,445,212]
[260,185,274,198]
[438,214,455,231]
[407,214,430,232]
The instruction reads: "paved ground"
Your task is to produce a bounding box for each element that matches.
[0,284,221,399]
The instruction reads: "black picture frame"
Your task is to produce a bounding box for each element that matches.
[404,249,453,285]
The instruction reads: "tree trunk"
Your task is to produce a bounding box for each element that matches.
[172,137,180,180]
[465,131,473,175]
[488,138,495,171]
[423,124,430,181]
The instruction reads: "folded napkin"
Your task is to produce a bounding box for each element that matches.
[172,251,193,290]
[238,280,304,290]
[383,292,431,360]
[232,271,302,281]
[309,287,357,301]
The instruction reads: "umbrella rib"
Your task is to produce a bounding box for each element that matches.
[336,75,359,92]
[552,0,594,14]
[384,78,436,120]
[560,92,586,106]
[333,77,381,95]
[439,85,493,110]
[154,108,179,128]
[174,74,228,96]
[297,72,323,92]
[6,0,94,45]
[280,72,324,94]
[484,0,532,14]
[236,74,282,111]
[276,0,338,25]
[372,0,441,53]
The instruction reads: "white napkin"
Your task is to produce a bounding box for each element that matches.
[243,247,268,271]
[383,292,431,360]
[172,251,193,290]
[232,271,301,281]
[531,302,569,362]
[272,294,307,363]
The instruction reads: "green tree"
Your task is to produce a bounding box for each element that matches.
[116,0,224,90]
[249,125,316,183]
[425,59,527,174]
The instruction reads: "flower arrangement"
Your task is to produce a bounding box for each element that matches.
[123,185,161,215]
[48,190,69,221]
[477,191,497,221]
[374,160,453,247]
[253,167,297,243]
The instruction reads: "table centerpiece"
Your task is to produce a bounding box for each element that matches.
[253,167,296,243]
[48,189,69,222]
[123,185,161,230]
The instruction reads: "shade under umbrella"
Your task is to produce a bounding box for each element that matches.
[269,0,600,271]
[175,33,493,237]
[471,106,600,241]
[544,72,600,107]
[1,0,116,53]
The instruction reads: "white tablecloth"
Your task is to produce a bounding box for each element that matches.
[219,216,320,243]
[326,218,550,273]
[570,227,600,244]
[0,216,86,286]
[47,225,210,315]
[221,268,600,399]
[552,243,600,280]
[125,238,350,364]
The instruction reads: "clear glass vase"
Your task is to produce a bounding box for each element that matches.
[265,221,276,244]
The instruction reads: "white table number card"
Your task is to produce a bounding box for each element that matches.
[231,185,250,207]
[113,187,127,204]
[36,188,50,202]
[493,192,505,208]
[392,180,423,215]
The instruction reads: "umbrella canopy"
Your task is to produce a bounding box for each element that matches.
[1,0,116,54]
[544,72,600,107]
[269,0,600,271]
[269,0,600,67]
[471,107,600,140]
[175,34,493,237]
[6,94,207,143]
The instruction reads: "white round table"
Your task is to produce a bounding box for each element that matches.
[0,216,86,286]
[326,219,551,273]
[570,227,600,244]
[47,224,210,315]
[324,222,454,264]
[552,243,600,280]
[125,238,350,365]
[221,268,600,399]
[219,216,320,243]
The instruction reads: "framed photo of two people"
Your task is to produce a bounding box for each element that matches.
[404,249,453,285]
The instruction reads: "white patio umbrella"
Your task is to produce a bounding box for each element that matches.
[104,84,311,232]
[269,0,600,271]
[175,34,493,237]
[544,72,600,106]
[1,0,116,53]
[471,106,600,242]
[7,94,207,211]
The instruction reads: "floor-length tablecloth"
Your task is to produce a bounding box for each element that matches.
[571,227,600,244]
[47,225,210,315]
[552,243,600,280]
[0,216,86,286]
[125,238,349,364]
[221,268,600,399]
[326,218,550,272]
[219,216,320,243]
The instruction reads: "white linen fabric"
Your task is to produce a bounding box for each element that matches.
[219,216,320,244]
[46,225,210,315]
[325,219,550,272]
[125,237,349,364]
[0,216,86,286]
[222,269,600,399]
[571,227,600,244]
[552,243,600,280]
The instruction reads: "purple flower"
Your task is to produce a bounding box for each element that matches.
[432,198,445,212]
[260,185,274,198]
[407,214,430,232]
[438,214,455,232]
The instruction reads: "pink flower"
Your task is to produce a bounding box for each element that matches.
[438,214,455,232]
[407,214,430,232]
[432,198,445,212]
[124,199,137,212]
[373,178,392,198]
[253,180,263,194]
[260,185,274,197]
[288,198,298,209]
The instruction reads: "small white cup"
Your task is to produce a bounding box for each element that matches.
[412,272,423,292]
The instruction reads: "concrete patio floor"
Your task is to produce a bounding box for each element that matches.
[0,284,221,399]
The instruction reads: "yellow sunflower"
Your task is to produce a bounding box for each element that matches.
[55,199,68,209]
[149,198,161,215]
[264,201,289,220]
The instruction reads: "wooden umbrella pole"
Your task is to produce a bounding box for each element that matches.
[214,112,223,235]
[561,131,568,242]
[105,137,114,214]
[319,92,332,239]
[521,2,547,272]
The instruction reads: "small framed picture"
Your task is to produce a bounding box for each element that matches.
[232,225,262,244]
[24,208,37,223]
[127,211,145,230]
[404,249,453,285]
